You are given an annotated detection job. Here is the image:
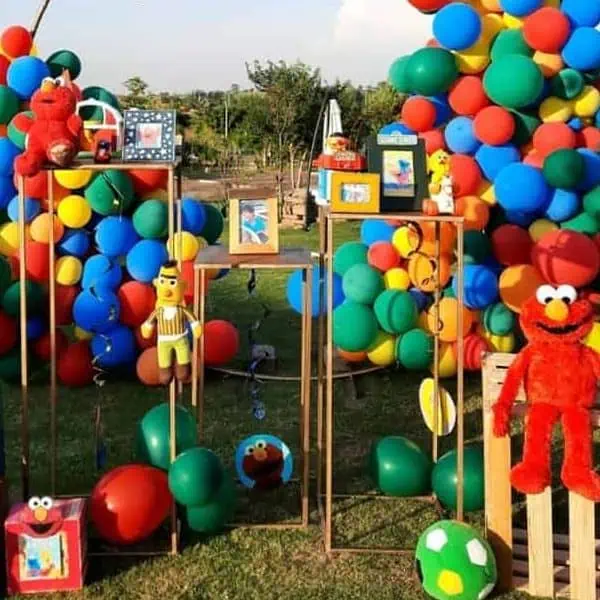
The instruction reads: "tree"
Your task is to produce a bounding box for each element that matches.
[122,76,150,109]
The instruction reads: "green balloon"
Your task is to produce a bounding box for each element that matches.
[374,290,417,334]
[490,29,533,61]
[583,186,600,221]
[81,86,120,121]
[432,445,484,512]
[551,69,584,100]
[561,212,599,236]
[388,55,412,93]
[342,264,383,305]
[370,436,432,497]
[0,85,19,125]
[483,303,514,336]
[2,281,44,317]
[136,403,198,471]
[46,49,82,79]
[0,256,12,296]
[333,301,378,352]
[0,350,20,383]
[85,171,134,216]
[484,55,543,109]
[333,242,368,276]
[543,149,585,190]
[133,200,169,238]
[200,203,224,244]
[7,111,32,150]
[464,231,491,264]
[510,110,541,146]
[186,476,236,534]
[406,48,459,96]
[168,447,224,506]
[396,329,433,371]
[443,286,456,299]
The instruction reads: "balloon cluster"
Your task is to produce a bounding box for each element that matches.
[0,25,239,386]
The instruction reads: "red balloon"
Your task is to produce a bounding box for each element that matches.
[408,0,451,13]
[532,230,600,288]
[90,464,171,545]
[203,320,239,366]
[449,76,490,117]
[33,329,68,361]
[368,241,401,272]
[523,150,545,169]
[474,106,515,145]
[136,347,161,386]
[118,281,156,328]
[492,224,532,266]
[1,26,32,58]
[449,154,482,197]
[180,260,210,305]
[401,97,436,133]
[533,122,576,157]
[578,127,600,151]
[14,171,47,200]
[25,240,50,283]
[419,129,446,154]
[55,285,78,326]
[57,342,94,387]
[0,310,17,355]
[426,38,441,48]
[0,55,9,86]
[134,324,157,350]
[454,334,490,371]
[523,8,571,54]
[129,170,168,196]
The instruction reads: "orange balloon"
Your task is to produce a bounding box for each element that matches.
[136,347,161,386]
[30,213,64,243]
[455,196,490,230]
[533,51,564,78]
[499,264,545,313]
[427,297,474,343]
[408,253,452,292]
[419,221,457,256]
[337,348,367,363]
[41,179,70,211]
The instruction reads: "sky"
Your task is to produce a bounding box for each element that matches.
[3,0,432,93]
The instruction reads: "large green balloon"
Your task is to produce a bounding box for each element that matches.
[583,186,600,221]
[510,110,541,146]
[333,301,378,352]
[406,48,459,96]
[543,149,585,190]
[464,231,491,264]
[2,281,44,317]
[342,264,383,305]
[0,350,20,383]
[200,203,224,244]
[0,86,19,125]
[168,447,224,506]
[136,403,198,471]
[370,436,432,497]
[484,55,543,109]
[374,290,417,334]
[388,55,412,93]
[396,329,433,371]
[46,49,82,79]
[81,86,120,121]
[561,212,599,236]
[490,29,533,61]
[333,242,368,276]
[432,445,484,512]
[133,200,168,238]
[551,69,584,100]
[483,303,514,336]
[85,171,134,215]
[186,476,236,534]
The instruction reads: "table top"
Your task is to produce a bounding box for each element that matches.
[194,246,313,270]
[31,159,181,172]
[319,205,465,224]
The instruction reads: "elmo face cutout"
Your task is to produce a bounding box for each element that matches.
[242,439,284,491]
[21,496,63,538]
[31,76,77,121]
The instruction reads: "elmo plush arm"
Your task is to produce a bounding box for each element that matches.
[493,347,530,437]
[67,114,83,139]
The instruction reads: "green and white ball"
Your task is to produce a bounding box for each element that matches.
[415,520,497,600]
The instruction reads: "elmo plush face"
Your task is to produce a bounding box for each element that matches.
[31,76,76,121]
[22,496,63,538]
[242,439,284,490]
[520,284,594,344]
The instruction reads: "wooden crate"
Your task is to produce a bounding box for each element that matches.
[482,352,600,600]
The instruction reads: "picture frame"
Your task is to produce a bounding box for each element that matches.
[229,197,279,255]
[122,109,177,163]
[330,172,381,214]
[367,134,428,212]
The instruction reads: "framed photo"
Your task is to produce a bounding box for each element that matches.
[330,172,380,214]
[122,110,176,163]
[229,197,279,255]
[367,135,428,212]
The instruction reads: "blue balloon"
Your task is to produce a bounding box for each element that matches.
[58,228,90,257]
[409,288,430,312]
[379,122,414,135]
[6,57,50,100]
[561,0,600,28]
[0,176,16,209]
[213,267,230,281]
[91,326,136,368]
[82,255,122,290]
[499,0,542,16]
[181,198,207,235]
[596,111,600,128]
[73,288,120,334]
[0,138,20,177]
[7,196,40,223]
[286,267,344,318]
[95,216,139,258]
[495,163,551,213]
[360,220,396,246]
[562,28,600,72]
[505,210,538,227]
[475,144,521,182]
[444,116,480,155]
[430,95,452,127]
[126,240,169,283]
[453,265,499,310]
[567,117,584,131]
[26,316,45,341]
[577,149,600,192]
[544,188,580,222]
[433,3,482,51]
[481,255,504,276]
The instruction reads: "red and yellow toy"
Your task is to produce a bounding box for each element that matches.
[493,285,600,501]
[14,72,82,177]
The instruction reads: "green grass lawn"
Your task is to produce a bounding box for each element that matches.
[2,222,538,599]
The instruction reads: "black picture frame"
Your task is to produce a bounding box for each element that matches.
[367,134,428,213]
[122,109,177,163]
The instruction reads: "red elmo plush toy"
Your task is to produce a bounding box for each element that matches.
[14,72,82,177]
[493,284,600,501]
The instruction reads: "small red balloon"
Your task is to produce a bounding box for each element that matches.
[0,310,17,355]
[33,329,68,361]
[118,281,156,328]
[426,38,441,48]
[474,106,515,146]
[129,170,168,197]
[523,8,571,54]
[203,320,239,366]
[533,122,576,157]
[449,154,482,197]
[57,342,94,387]
[0,55,9,86]
[523,150,545,169]
[180,260,209,305]
[136,347,161,386]
[408,0,451,13]
[368,241,401,272]
[449,76,490,117]
[401,97,436,133]
[578,127,600,151]
[14,171,47,200]
[25,240,50,283]
[1,26,32,58]
[492,224,533,266]
[419,129,446,154]
[55,285,78,326]
[454,334,490,371]
[134,324,157,350]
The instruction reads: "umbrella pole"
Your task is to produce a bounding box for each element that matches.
[31,0,52,39]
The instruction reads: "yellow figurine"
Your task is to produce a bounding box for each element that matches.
[427,149,451,193]
[141,261,202,385]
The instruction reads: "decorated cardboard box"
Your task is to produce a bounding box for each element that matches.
[5,497,87,595]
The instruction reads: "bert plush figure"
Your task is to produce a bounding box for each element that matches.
[141,261,202,385]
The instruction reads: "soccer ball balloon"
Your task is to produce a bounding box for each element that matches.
[415,520,497,600]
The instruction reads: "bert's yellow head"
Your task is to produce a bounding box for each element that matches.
[428,149,450,175]
[153,261,186,307]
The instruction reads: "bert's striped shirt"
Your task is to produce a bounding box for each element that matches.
[147,306,198,340]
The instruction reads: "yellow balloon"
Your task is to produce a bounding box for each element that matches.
[481,14,505,41]
[30,44,38,57]
[584,323,600,354]
[529,219,558,242]
[392,225,420,258]
[0,222,24,256]
[366,331,397,367]
[539,96,573,123]
[477,180,496,205]
[30,214,64,243]
[533,51,564,78]
[55,256,82,285]
[503,12,524,29]
[57,195,92,228]
[573,86,600,118]
[544,0,560,7]
[167,231,200,261]
[482,329,515,353]
[431,342,458,379]
[55,170,93,190]
[455,37,490,75]
[419,378,457,436]
[481,0,502,10]
[384,267,411,291]
[196,236,208,250]
[74,327,93,341]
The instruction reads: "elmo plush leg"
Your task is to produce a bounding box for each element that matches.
[14,145,46,178]
[511,403,559,494]
[561,406,600,501]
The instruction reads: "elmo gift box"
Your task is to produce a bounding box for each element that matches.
[5,497,87,595]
